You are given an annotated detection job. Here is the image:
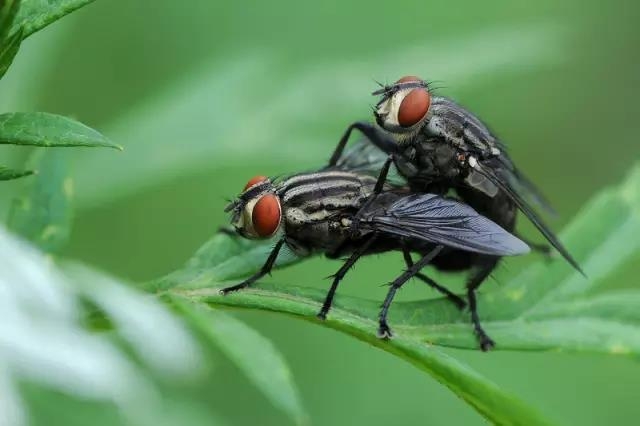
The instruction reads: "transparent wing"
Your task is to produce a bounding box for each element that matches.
[471,161,584,274]
[362,193,530,256]
[431,97,556,215]
[494,157,557,216]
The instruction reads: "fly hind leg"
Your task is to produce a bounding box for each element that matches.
[466,257,499,351]
[378,246,444,338]
[402,248,466,309]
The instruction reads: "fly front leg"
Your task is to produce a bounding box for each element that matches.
[327,121,398,167]
[318,235,377,320]
[378,245,444,338]
[220,238,286,294]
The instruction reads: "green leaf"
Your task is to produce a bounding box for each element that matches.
[0,112,122,149]
[532,291,640,325]
[146,163,640,423]
[171,297,308,426]
[0,164,33,180]
[0,0,20,42]
[0,27,21,79]
[168,285,551,425]
[0,226,209,425]
[7,149,74,253]
[147,231,299,293]
[11,0,96,39]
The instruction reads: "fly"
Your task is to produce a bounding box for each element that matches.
[327,75,580,272]
[222,169,530,348]
[324,76,584,349]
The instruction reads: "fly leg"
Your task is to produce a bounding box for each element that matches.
[317,235,377,320]
[466,257,498,351]
[378,245,444,338]
[349,155,393,237]
[402,248,466,309]
[327,121,398,167]
[220,238,286,294]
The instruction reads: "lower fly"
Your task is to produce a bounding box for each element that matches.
[223,169,529,349]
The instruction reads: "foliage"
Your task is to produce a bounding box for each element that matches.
[144,165,640,424]
[0,0,115,183]
[1,0,639,425]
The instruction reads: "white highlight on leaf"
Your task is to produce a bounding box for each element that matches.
[0,226,203,424]
[66,263,203,378]
[0,363,24,426]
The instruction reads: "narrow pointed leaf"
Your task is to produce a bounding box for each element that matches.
[171,297,309,426]
[0,112,121,149]
[11,0,96,39]
[483,164,640,319]
[0,28,21,79]
[0,0,20,42]
[531,291,640,325]
[170,286,551,426]
[0,165,33,181]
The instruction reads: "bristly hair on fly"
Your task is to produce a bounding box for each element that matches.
[372,79,430,96]
[371,78,446,107]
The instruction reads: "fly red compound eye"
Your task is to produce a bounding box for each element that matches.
[398,88,430,127]
[251,194,281,237]
[244,175,268,191]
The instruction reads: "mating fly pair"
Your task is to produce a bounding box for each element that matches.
[223,166,529,345]
[222,74,578,350]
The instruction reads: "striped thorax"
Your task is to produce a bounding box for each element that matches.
[227,170,378,255]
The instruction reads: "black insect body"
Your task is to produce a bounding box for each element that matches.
[330,76,580,263]
[223,169,530,348]
[325,77,583,343]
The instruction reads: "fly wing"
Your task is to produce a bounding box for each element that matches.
[335,138,406,186]
[470,161,584,275]
[361,193,530,256]
[431,97,557,215]
[492,155,557,216]
[465,157,556,216]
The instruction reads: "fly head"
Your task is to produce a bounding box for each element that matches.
[373,75,432,140]
[225,175,282,239]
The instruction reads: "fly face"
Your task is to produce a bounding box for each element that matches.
[374,76,432,140]
[226,175,282,240]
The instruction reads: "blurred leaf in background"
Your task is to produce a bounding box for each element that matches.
[0,0,639,425]
[7,149,74,252]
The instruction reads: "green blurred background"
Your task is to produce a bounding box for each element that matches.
[2,0,639,424]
